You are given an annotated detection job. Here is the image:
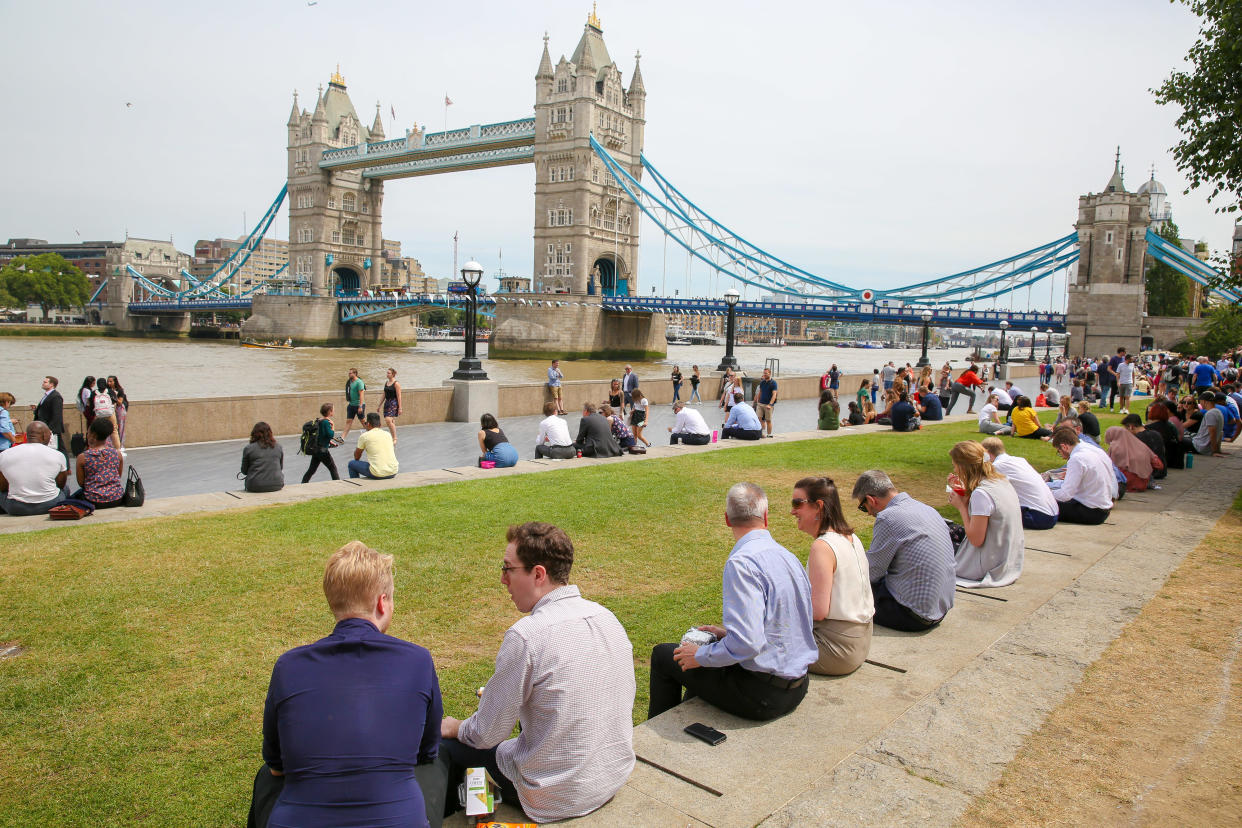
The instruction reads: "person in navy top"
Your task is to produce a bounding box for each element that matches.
[249,541,444,828]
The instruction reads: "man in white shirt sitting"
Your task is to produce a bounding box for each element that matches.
[981,437,1058,529]
[534,401,576,459]
[1047,429,1114,525]
[668,400,711,445]
[438,522,635,823]
[0,422,69,516]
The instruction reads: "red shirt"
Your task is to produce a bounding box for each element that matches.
[957,370,983,388]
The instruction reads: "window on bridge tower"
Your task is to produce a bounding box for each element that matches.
[592,166,599,183]
[332,230,342,244]
[328,195,337,209]
[343,193,356,212]
[557,78,568,93]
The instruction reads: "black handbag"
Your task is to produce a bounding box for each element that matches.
[122,466,145,507]
[70,433,87,456]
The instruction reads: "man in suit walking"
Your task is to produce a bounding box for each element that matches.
[32,376,68,461]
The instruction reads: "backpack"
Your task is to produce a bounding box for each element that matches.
[299,419,321,455]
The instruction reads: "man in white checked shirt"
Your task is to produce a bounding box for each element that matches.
[437,522,636,823]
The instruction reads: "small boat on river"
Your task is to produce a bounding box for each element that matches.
[241,338,294,349]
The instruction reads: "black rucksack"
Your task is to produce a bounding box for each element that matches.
[299,419,320,455]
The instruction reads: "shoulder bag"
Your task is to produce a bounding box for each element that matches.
[122,466,145,507]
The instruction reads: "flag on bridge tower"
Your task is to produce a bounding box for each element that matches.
[444,95,453,106]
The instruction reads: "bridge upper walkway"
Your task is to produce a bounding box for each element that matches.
[319,118,535,179]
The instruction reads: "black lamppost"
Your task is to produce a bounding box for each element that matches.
[1028,326,1038,362]
[1063,331,1071,358]
[998,320,1009,376]
[716,288,740,372]
[916,308,933,367]
[1044,327,1053,363]
[451,260,489,380]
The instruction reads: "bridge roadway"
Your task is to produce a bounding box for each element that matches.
[128,292,1065,331]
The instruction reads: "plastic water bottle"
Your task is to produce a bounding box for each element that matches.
[1185,452,1193,468]
[712,430,719,443]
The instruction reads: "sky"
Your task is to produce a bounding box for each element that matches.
[2,0,1234,311]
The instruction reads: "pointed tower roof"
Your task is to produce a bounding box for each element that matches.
[571,5,612,79]
[1105,145,1126,193]
[370,102,385,141]
[628,50,646,96]
[287,90,301,126]
[536,32,554,79]
[311,85,327,124]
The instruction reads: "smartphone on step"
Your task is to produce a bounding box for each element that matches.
[684,722,727,746]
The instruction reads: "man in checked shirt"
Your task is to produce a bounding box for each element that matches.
[437,522,636,823]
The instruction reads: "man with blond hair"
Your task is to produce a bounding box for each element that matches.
[438,522,635,823]
[250,541,444,828]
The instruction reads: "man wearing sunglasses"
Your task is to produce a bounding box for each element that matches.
[851,470,956,632]
[437,522,635,824]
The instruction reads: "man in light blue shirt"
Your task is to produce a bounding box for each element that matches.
[721,392,763,440]
[647,482,816,721]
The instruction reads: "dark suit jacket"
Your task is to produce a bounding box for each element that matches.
[34,389,64,435]
[575,413,622,457]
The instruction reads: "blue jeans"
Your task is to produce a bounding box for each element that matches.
[0,490,65,515]
[481,442,518,468]
[347,459,393,479]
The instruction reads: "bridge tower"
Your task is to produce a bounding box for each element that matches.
[532,8,646,296]
[287,69,385,297]
[1065,149,1150,359]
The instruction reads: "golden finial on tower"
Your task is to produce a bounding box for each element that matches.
[330,63,346,88]
[587,2,601,30]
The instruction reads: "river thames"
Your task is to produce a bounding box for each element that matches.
[0,335,981,405]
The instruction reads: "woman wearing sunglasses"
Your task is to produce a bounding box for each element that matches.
[790,476,874,675]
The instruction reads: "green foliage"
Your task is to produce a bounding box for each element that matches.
[1145,221,1193,317]
[1154,0,1242,217]
[1197,304,1242,357]
[423,307,461,326]
[0,253,91,314]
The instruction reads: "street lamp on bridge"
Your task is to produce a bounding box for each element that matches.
[998,320,1010,377]
[916,309,934,368]
[716,288,740,372]
[451,260,489,381]
[1044,328,1053,363]
[1063,331,1071,358]
[1028,326,1038,362]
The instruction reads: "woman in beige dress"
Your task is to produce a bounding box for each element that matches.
[791,476,875,675]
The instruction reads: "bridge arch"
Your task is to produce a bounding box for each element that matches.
[592,253,629,298]
[333,265,362,296]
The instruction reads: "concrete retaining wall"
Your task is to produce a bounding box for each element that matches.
[38,364,1039,448]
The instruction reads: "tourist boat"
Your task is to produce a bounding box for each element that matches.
[241,338,294,349]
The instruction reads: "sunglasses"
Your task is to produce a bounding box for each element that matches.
[857,499,870,514]
[791,498,809,508]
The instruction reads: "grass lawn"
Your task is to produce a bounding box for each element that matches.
[0,407,1140,826]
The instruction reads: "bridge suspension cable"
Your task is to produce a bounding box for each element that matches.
[590,137,1077,308]
[1144,229,1239,303]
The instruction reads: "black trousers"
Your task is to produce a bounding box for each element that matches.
[647,644,808,721]
[535,444,577,459]
[247,762,446,828]
[871,578,941,632]
[1057,498,1110,525]
[946,383,976,414]
[435,738,519,820]
[721,427,762,440]
[670,432,711,445]
[301,449,339,482]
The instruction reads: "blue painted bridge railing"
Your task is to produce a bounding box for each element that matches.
[601,296,1066,332]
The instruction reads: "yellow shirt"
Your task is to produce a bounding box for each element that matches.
[356,428,399,477]
[1012,406,1043,437]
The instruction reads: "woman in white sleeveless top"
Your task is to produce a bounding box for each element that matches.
[947,440,1024,588]
[791,476,875,675]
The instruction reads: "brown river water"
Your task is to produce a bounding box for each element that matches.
[0,335,979,405]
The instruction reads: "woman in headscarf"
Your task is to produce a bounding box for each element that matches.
[1104,425,1162,492]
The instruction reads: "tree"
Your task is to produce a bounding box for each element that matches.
[0,253,90,317]
[1198,303,1242,357]
[1154,0,1242,217]
[1144,220,1193,317]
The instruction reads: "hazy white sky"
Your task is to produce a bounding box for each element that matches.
[2,0,1233,309]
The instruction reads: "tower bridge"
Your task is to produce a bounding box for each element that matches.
[99,8,1228,357]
